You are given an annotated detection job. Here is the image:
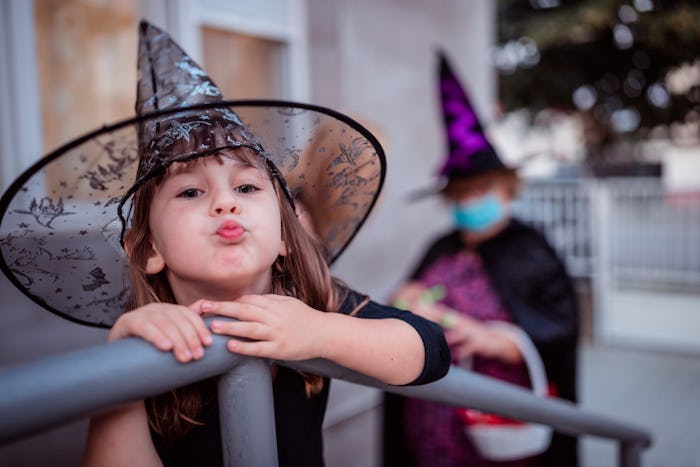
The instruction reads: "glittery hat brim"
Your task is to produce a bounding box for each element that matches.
[0,100,385,328]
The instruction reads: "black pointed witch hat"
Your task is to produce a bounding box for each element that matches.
[0,21,385,327]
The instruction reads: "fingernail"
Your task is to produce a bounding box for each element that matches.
[201,301,214,312]
[211,321,221,332]
[203,334,213,345]
[193,348,204,359]
[228,340,238,351]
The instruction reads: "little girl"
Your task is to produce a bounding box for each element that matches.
[0,22,449,467]
[81,145,446,467]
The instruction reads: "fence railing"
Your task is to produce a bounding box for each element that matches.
[514,178,593,278]
[514,177,700,290]
[0,318,651,467]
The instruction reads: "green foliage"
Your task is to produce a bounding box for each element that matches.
[497,0,700,144]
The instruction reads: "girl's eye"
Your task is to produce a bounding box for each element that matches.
[236,184,259,194]
[177,188,203,198]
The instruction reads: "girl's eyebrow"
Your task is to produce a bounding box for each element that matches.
[164,160,268,182]
[165,163,198,178]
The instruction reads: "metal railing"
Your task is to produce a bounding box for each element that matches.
[0,318,652,467]
[514,177,700,290]
[514,178,593,279]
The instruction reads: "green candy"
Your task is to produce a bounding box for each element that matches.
[420,285,446,304]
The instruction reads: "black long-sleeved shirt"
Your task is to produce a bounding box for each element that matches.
[151,288,450,467]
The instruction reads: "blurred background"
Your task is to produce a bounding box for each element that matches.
[0,0,698,466]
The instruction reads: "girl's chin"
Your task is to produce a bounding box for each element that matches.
[199,273,272,297]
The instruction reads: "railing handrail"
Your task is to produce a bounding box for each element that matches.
[0,318,652,463]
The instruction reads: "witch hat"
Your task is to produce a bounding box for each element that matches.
[436,50,507,180]
[0,21,385,327]
[127,22,281,200]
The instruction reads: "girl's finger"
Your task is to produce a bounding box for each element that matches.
[135,320,174,351]
[187,299,208,315]
[172,313,207,360]
[444,330,466,345]
[447,331,476,352]
[154,317,195,363]
[209,301,266,322]
[456,344,476,361]
[210,320,270,341]
[226,338,274,358]
[182,309,213,347]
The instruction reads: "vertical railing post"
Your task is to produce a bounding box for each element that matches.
[619,441,643,467]
[217,357,278,467]
[590,179,612,342]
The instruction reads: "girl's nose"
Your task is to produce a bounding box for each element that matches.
[210,191,239,215]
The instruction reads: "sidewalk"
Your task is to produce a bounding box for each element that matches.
[580,342,700,467]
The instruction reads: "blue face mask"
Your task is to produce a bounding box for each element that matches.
[451,192,507,232]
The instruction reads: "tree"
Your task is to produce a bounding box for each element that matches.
[496,0,700,163]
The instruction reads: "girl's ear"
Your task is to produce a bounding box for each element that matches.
[125,228,165,274]
[144,240,166,274]
[279,239,289,257]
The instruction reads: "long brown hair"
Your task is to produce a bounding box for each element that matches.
[125,148,345,440]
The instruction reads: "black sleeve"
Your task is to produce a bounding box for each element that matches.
[339,289,451,385]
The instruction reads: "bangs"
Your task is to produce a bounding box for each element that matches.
[161,147,272,181]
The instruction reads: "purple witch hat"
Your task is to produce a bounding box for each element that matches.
[436,51,507,181]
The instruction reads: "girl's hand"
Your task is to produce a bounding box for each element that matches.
[392,281,428,311]
[109,301,213,363]
[199,295,323,361]
[392,282,447,323]
[413,301,455,325]
[444,315,521,364]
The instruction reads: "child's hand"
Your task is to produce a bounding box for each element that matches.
[109,302,213,363]
[445,315,521,364]
[198,295,324,361]
[414,301,455,325]
[391,281,428,310]
[393,282,449,324]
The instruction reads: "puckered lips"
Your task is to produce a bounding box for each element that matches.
[216,219,245,241]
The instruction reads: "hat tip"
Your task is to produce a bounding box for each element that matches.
[438,50,453,72]
[138,19,164,36]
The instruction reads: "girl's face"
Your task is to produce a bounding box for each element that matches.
[144,153,286,304]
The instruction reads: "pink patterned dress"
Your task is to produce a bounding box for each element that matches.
[402,251,536,467]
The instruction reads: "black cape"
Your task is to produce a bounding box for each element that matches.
[384,219,579,467]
